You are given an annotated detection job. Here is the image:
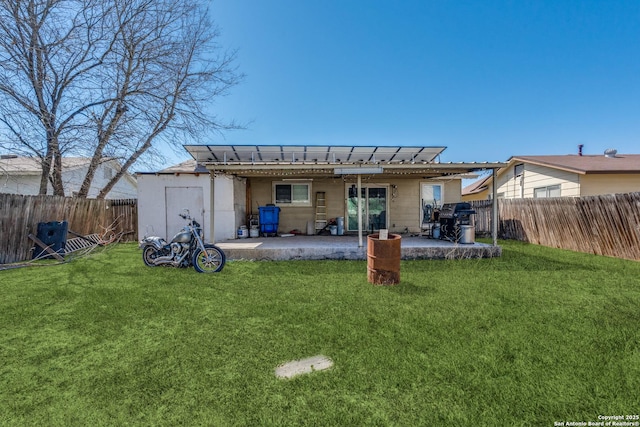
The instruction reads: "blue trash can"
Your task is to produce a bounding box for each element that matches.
[259,205,280,236]
[33,220,68,259]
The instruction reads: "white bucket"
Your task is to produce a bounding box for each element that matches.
[237,226,248,239]
[330,225,338,235]
[459,225,475,244]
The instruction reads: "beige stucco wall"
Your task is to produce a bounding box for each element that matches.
[249,176,345,234]
[248,176,462,234]
[579,174,640,196]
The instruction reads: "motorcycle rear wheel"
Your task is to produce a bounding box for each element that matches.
[193,245,226,273]
[142,246,158,267]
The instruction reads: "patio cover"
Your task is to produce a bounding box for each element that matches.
[184,144,505,177]
[184,144,505,247]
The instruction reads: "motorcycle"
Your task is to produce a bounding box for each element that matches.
[139,210,226,273]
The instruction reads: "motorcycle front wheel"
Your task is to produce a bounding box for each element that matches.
[192,245,226,273]
[142,246,158,267]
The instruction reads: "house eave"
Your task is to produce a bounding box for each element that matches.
[201,162,506,178]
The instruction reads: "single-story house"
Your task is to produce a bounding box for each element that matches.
[167,144,504,244]
[0,155,137,199]
[462,150,640,200]
[461,174,492,201]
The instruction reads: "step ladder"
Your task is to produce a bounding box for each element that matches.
[315,191,327,232]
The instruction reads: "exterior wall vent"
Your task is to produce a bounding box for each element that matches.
[604,148,617,158]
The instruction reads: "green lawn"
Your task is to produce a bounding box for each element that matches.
[1,241,639,426]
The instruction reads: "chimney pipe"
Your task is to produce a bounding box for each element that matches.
[578,144,584,156]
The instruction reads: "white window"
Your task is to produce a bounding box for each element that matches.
[273,182,311,206]
[420,183,443,209]
[514,163,524,177]
[104,167,113,180]
[420,183,443,223]
[534,184,561,198]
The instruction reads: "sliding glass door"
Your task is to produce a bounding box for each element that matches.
[346,185,388,232]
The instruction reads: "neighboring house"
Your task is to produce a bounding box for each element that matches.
[0,155,137,199]
[462,150,640,200]
[136,160,244,242]
[461,174,492,201]
[175,144,504,241]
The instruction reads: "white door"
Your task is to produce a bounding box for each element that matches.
[165,187,204,239]
[420,183,443,224]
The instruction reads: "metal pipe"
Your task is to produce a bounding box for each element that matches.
[357,174,363,248]
[210,169,216,244]
[492,168,498,246]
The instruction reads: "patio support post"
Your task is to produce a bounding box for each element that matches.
[210,169,216,244]
[492,167,498,246]
[357,174,363,248]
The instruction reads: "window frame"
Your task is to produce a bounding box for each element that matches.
[420,182,444,209]
[103,166,113,180]
[533,184,561,198]
[514,163,524,177]
[419,182,444,224]
[272,181,312,207]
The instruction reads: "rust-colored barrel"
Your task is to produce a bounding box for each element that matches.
[367,233,401,285]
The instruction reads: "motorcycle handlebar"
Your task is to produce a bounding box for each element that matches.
[180,212,201,229]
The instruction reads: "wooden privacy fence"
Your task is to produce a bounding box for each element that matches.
[0,194,137,264]
[470,193,640,261]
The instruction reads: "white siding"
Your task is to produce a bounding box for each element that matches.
[496,166,522,199]
[0,174,40,195]
[95,163,138,199]
[0,162,137,199]
[59,163,137,198]
[522,164,579,197]
[497,163,580,198]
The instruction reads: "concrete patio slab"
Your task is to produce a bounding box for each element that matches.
[217,235,501,261]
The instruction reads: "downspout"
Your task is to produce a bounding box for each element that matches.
[492,168,498,246]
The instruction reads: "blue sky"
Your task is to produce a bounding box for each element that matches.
[183,0,640,164]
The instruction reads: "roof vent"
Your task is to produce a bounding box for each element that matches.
[0,154,18,159]
[604,148,617,158]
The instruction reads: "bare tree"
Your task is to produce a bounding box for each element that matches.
[0,0,241,198]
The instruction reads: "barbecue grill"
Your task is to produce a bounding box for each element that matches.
[439,202,476,243]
